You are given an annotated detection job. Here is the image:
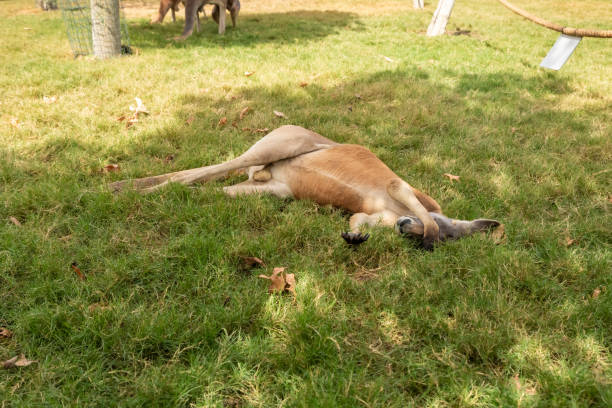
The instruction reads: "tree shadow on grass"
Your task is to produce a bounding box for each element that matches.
[129,10,362,49]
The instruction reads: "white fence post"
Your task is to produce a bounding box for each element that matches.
[426,0,455,36]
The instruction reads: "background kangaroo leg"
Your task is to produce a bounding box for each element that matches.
[110,126,335,193]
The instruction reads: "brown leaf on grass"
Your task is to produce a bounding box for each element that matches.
[103,164,120,172]
[9,118,20,128]
[88,303,110,312]
[126,117,139,128]
[241,127,251,132]
[218,117,227,127]
[164,154,174,163]
[258,267,295,294]
[299,81,308,87]
[0,328,13,339]
[239,107,250,120]
[116,115,126,122]
[8,216,21,226]
[255,128,270,133]
[564,236,576,247]
[244,71,255,77]
[355,94,362,99]
[592,288,601,299]
[239,256,266,272]
[608,195,612,204]
[443,173,460,182]
[512,374,536,396]
[490,223,506,244]
[71,262,85,280]
[511,127,517,133]
[2,354,37,369]
[284,273,296,296]
[185,115,195,125]
[273,110,287,119]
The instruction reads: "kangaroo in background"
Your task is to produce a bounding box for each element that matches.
[110,126,499,249]
[152,0,240,38]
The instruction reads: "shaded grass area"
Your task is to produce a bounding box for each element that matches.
[1,0,611,406]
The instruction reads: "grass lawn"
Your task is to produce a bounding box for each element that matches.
[1,0,611,405]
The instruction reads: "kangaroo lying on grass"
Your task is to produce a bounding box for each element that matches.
[110,126,499,249]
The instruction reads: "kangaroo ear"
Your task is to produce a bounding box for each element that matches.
[470,219,500,232]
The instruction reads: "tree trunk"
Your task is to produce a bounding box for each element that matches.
[90,0,121,58]
[413,0,424,9]
[426,0,455,36]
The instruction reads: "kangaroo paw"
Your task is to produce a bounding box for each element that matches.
[341,232,370,246]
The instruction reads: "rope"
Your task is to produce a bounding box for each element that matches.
[497,0,612,38]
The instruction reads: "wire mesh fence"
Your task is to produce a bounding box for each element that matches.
[59,0,131,58]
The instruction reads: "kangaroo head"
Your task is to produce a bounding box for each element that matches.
[396,212,500,242]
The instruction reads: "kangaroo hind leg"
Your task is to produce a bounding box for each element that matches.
[110,125,335,194]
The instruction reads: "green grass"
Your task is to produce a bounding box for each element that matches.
[1,0,611,406]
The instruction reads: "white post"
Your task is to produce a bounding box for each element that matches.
[413,0,424,9]
[426,0,455,36]
[91,0,122,58]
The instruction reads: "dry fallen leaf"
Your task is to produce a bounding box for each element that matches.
[355,94,362,99]
[43,95,57,104]
[116,115,126,122]
[164,154,175,163]
[242,127,251,132]
[185,115,195,125]
[126,117,138,128]
[2,354,37,369]
[299,81,308,87]
[71,262,85,280]
[511,127,517,133]
[239,256,266,272]
[9,118,20,128]
[284,273,296,296]
[259,267,287,293]
[0,328,13,339]
[103,164,120,172]
[218,117,227,127]
[564,236,576,247]
[255,128,270,133]
[8,216,21,226]
[239,107,250,120]
[273,110,287,119]
[592,288,601,299]
[490,224,506,244]
[258,267,296,296]
[244,71,255,77]
[88,303,111,312]
[443,173,460,182]
[512,374,537,396]
[383,55,394,62]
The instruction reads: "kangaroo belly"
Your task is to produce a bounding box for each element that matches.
[270,144,401,214]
